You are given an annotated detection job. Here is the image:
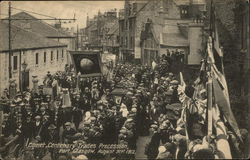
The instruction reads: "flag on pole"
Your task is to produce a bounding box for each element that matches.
[207,37,215,64]
[211,66,242,141]
[213,22,223,57]
[179,72,186,88]
[207,37,242,141]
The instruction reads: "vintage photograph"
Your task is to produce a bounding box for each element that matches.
[0,0,249,159]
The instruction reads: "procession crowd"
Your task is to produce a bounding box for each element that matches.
[0,53,249,160]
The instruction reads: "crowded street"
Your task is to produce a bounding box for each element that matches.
[0,0,250,160]
[0,52,249,160]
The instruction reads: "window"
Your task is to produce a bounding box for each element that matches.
[130,37,133,49]
[13,56,18,70]
[129,19,132,30]
[180,6,189,19]
[57,50,59,61]
[44,52,46,63]
[241,14,247,50]
[125,37,128,47]
[62,49,64,58]
[51,51,53,61]
[120,36,123,45]
[35,53,39,65]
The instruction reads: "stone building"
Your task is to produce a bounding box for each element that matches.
[205,0,249,137]
[10,12,76,64]
[119,0,206,65]
[106,21,119,55]
[85,10,119,52]
[234,0,250,103]
[0,20,67,95]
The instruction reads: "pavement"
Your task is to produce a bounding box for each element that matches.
[135,136,151,160]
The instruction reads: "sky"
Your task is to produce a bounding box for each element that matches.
[0,1,124,30]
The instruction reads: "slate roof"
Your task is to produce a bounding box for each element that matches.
[107,21,119,35]
[145,22,188,47]
[0,21,67,52]
[152,24,162,44]
[161,33,188,47]
[9,12,74,38]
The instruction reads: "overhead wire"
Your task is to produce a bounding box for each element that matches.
[11,7,58,19]
[10,7,76,23]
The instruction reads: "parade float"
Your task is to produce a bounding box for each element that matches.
[69,50,103,78]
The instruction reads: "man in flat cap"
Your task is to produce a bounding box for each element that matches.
[145,127,161,160]
[170,80,180,104]
[1,113,12,137]
[23,114,34,139]
[62,122,77,144]
[45,124,60,160]
[33,115,42,141]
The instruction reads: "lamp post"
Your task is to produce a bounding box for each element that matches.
[9,79,17,99]
[32,75,39,94]
[21,61,27,71]
[21,61,28,92]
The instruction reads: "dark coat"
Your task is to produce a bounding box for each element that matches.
[23,121,35,139]
[150,106,163,122]
[145,132,161,159]
[62,128,77,143]
[33,121,42,137]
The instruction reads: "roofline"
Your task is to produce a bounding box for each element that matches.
[119,1,149,20]
[47,36,76,38]
[164,18,193,20]
[134,1,150,17]
[0,45,67,53]
[160,44,189,48]
[107,26,119,35]
[10,12,72,37]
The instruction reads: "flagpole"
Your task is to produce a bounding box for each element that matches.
[209,0,213,37]
[207,37,214,136]
[220,47,225,75]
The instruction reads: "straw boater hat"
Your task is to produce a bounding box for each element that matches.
[48,124,57,130]
[65,122,71,127]
[10,103,16,107]
[75,155,88,160]
[170,80,179,85]
[35,115,41,120]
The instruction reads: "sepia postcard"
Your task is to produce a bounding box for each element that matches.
[0,0,249,159]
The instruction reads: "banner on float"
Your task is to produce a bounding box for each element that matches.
[69,50,103,78]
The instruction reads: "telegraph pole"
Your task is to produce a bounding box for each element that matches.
[8,1,12,79]
[4,4,76,78]
[77,24,79,50]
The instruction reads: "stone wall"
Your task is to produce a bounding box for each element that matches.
[188,22,204,65]
[0,46,67,96]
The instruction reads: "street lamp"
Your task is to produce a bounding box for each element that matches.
[21,61,27,71]
[21,61,28,92]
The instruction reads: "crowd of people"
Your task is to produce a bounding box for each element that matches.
[0,54,249,160]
